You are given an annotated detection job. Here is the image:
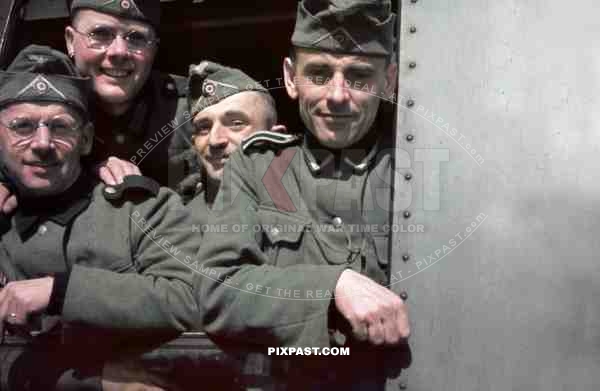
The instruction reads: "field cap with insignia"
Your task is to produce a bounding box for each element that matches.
[0,45,91,118]
[188,61,269,117]
[291,0,395,57]
[71,0,161,29]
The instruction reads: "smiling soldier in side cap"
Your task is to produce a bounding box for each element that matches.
[195,0,409,389]
[65,0,192,187]
[0,0,193,219]
[179,60,284,207]
[0,44,199,391]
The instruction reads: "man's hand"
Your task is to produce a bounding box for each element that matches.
[334,269,410,346]
[270,124,288,133]
[0,277,53,326]
[0,183,17,215]
[95,156,142,186]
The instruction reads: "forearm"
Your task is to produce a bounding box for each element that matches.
[199,250,346,348]
[61,264,198,332]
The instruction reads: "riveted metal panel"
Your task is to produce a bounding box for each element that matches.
[390,1,600,390]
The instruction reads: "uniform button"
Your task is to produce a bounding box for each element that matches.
[271,227,280,236]
[399,382,408,390]
[115,134,125,144]
[404,173,412,181]
[403,211,412,219]
[37,225,47,235]
[400,291,408,301]
[406,134,415,142]
[402,254,410,262]
[105,186,117,195]
[332,216,343,228]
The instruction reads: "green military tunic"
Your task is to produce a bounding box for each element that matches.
[193,130,401,386]
[0,173,201,389]
[1,173,199,330]
[88,70,193,188]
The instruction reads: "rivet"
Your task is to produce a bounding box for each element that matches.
[115,134,125,144]
[38,225,48,235]
[399,382,408,390]
[406,99,415,107]
[402,254,410,262]
[332,216,343,228]
[406,134,414,142]
[409,26,417,34]
[405,173,412,181]
[403,211,411,219]
[400,291,408,301]
[409,61,417,69]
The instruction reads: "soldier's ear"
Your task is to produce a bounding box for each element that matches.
[80,122,94,156]
[384,62,398,97]
[283,57,299,100]
[65,26,75,58]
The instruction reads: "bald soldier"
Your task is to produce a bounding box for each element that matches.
[0,45,198,390]
[194,0,409,389]
[177,60,284,206]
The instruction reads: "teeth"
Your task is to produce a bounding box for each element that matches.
[103,69,130,77]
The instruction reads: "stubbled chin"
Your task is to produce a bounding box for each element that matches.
[206,165,224,181]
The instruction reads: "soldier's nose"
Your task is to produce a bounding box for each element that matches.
[208,124,229,147]
[30,126,54,152]
[106,35,130,58]
[326,72,351,106]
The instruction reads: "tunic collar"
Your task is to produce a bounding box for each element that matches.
[13,173,97,238]
[302,131,380,175]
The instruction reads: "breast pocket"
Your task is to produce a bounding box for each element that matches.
[257,205,353,267]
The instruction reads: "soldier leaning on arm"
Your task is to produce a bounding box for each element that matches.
[0,0,193,213]
[192,0,410,389]
[177,60,285,206]
[0,45,199,390]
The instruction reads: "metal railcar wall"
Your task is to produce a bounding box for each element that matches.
[391,1,600,390]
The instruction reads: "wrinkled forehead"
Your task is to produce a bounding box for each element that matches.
[294,48,387,69]
[72,8,155,35]
[193,92,270,121]
[0,101,80,119]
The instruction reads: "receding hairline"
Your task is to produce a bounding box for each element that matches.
[193,90,278,129]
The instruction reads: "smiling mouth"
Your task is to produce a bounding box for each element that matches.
[319,113,356,119]
[26,161,60,168]
[101,68,133,78]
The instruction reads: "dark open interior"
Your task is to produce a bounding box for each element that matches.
[7,0,398,136]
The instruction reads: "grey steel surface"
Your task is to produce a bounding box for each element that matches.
[390,1,600,390]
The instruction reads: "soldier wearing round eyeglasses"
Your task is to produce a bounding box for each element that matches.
[63,0,192,187]
[0,0,192,215]
[0,45,200,391]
